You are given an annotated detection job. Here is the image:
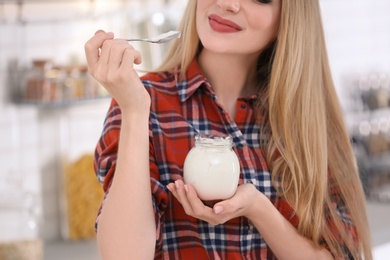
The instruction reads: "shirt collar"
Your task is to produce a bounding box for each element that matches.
[175,58,210,103]
[175,58,258,103]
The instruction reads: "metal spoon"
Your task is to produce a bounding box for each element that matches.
[124,30,181,44]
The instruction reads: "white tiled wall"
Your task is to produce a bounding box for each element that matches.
[0,0,389,243]
[0,0,185,241]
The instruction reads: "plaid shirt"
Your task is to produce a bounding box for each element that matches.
[94,59,356,259]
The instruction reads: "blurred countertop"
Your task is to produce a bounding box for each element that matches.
[44,239,99,260]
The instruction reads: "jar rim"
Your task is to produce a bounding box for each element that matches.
[194,134,233,147]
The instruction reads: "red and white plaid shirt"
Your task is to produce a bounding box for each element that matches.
[94,58,356,259]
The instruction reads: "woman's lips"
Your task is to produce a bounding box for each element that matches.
[208,14,242,33]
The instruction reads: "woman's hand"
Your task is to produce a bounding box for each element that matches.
[167,180,262,225]
[84,30,151,113]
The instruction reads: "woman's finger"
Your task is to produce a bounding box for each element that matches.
[167,181,226,225]
[107,41,132,69]
[185,185,213,214]
[98,38,115,65]
[213,184,257,217]
[120,46,142,71]
[95,29,105,36]
[84,31,114,68]
[173,180,195,216]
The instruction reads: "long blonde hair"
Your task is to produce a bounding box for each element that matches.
[154,0,198,77]
[156,0,372,258]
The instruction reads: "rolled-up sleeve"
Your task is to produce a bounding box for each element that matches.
[93,98,169,249]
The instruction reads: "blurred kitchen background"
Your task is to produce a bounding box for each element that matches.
[0,0,389,259]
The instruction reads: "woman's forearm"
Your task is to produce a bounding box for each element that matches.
[97,110,156,259]
[248,193,333,260]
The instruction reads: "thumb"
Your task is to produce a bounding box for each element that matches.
[214,204,224,214]
[213,197,237,215]
[213,191,243,215]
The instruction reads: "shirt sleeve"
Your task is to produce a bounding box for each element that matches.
[93,98,169,250]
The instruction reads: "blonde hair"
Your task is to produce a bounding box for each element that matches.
[157,0,372,258]
[269,1,371,259]
[154,0,198,77]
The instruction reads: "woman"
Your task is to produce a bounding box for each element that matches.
[85,0,372,259]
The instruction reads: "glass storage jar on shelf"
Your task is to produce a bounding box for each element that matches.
[24,59,64,103]
[63,67,86,100]
[183,134,241,201]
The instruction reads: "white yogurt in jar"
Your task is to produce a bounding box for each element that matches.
[183,135,240,201]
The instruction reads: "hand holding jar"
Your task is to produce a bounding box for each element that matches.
[165,134,268,226]
[166,180,262,226]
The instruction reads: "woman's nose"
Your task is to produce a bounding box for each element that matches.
[216,0,241,13]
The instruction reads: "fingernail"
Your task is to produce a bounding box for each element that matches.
[184,185,189,192]
[107,32,114,38]
[214,205,224,214]
[166,184,172,191]
[175,180,180,189]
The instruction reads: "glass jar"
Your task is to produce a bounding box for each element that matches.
[24,60,49,101]
[24,59,63,103]
[183,135,240,201]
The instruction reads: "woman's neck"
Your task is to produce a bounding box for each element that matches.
[198,50,258,97]
[198,50,258,117]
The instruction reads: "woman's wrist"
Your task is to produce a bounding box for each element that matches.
[244,186,271,222]
[120,106,150,120]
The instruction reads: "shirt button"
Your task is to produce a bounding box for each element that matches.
[241,104,246,109]
[245,224,251,231]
